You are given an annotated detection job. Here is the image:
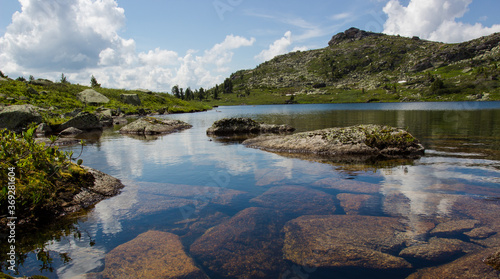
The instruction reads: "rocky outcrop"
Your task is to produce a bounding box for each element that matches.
[0,104,43,132]
[30,78,53,86]
[283,215,412,269]
[64,167,124,213]
[58,112,102,131]
[119,117,191,135]
[206,117,294,136]
[95,231,207,279]
[120,94,141,106]
[190,207,287,278]
[250,185,336,215]
[328,27,382,46]
[244,124,424,158]
[77,89,110,105]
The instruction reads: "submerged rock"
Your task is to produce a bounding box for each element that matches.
[337,193,378,215]
[250,185,336,215]
[119,117,192,135]
[206,117,294,136]
[407,247,500,278]
[95,231,207,279]
[244,124,424,158]
[283,215,412,269]
[399,237,480,262]
[190,207,287,278]
[484,250,500,271]
[430,219,479,237]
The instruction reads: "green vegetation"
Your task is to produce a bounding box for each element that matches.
[0,127,91,222]
[0,75,211,125]
[204,29,500,105]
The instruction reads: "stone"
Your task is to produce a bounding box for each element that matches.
[58,112,102,131]
[119,117,191,135]
[250,185,336,215]
[337,193,378,215]
[399,237,479,262]
[77,89,110,105]
[465,227,497,239]
[59,127,83,136]
[430,219,479,237]
[244,124,424,158]
[328,27,382,46]
[484,250,500,271]
[0,104,43,132]
[135,88,153,94]
[120,94,141,106]
[313,178,381,193]
[407,248,500,278]
[190,207,287,278]
[283,215,412,269]
[30,79,53,86]
[206,117,294,136]
[26,87,39,95]
[35,122,52,136]
[97,231,207,279]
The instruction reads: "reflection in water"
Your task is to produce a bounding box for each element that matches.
[2,102,500,278]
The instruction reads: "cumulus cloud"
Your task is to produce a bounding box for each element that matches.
[0,0,255,91]
[255,31,293,62]
[383,0,500,43]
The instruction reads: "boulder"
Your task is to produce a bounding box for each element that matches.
[206,117,294,136]
[430,219,479,237]
[58,112,102,131]
[120,94,141,106]
[30,78,53,86]
[337,193,378,215]
[59,127,83,136]
[0,104,43,132]
[135,88,153,94]
[484,250,500,271]
[328,27,382,46]
[250,185,336,215]
[399,237,479,262]
[244,124,424,158]
[283,215,412,269]
[96,231,207,279]
[77,89,109,105]
[407,248,500,278]
[119,117,191,135]
[190,207,287,278]
[35,123,52,136]
[64,167,124,213]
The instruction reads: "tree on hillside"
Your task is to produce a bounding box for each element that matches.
[172,85,180,99]
[223,78,233,93]
[179,88,185,100]
[198,87,205,100]
[90,75,101,88]
[60,73,69,84]
[185,87,193,100]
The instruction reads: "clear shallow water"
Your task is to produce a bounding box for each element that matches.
[3,102,500,278]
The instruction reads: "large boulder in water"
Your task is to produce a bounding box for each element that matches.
[58,112,102,131]
[119,117,191,135]
[77,89,109,105]
[206,117,294,136]
[95,230,208,279]
[244,124,424,158]
[0,104,43,132]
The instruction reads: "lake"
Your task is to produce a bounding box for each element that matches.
[3,101,500,278]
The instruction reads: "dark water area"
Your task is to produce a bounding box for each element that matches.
[2,101,500,278]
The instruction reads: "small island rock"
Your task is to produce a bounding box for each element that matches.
[119,117,192,135]
[206,117,294,135]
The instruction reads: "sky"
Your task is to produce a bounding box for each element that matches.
[1,0,500,93]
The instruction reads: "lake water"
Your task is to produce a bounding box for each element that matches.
[3,102,500,278]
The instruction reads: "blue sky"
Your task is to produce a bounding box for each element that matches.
[1,0,500,92]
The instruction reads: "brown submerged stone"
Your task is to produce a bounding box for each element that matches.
[283,215,412,269]
[96,230,207,279]
[337,193,378,215]
[190,207,287,278]
[399,237,481,262]
[250,185,336,215]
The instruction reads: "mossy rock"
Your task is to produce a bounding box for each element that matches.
[206,117,294,135]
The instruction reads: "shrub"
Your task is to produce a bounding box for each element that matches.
[0,127,91,222]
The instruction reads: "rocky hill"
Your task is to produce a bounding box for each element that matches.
[212,27,500,104]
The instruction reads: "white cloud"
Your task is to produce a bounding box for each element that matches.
[330,12,351,21]
[0,0,255,91]
[383,0,500,43]
[255,31,293,62]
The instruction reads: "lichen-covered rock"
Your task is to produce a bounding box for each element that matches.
[244,124,424,158]
[58,112,102,131]
[283,215,412,269]
[120,94,141,106]
[96,231,208,279]
[206,117,294,135]
[250,185,336,215]
[119,117,191,135]
[0,104,43,132]
[190,207,287,278]
[77,89,110,105]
